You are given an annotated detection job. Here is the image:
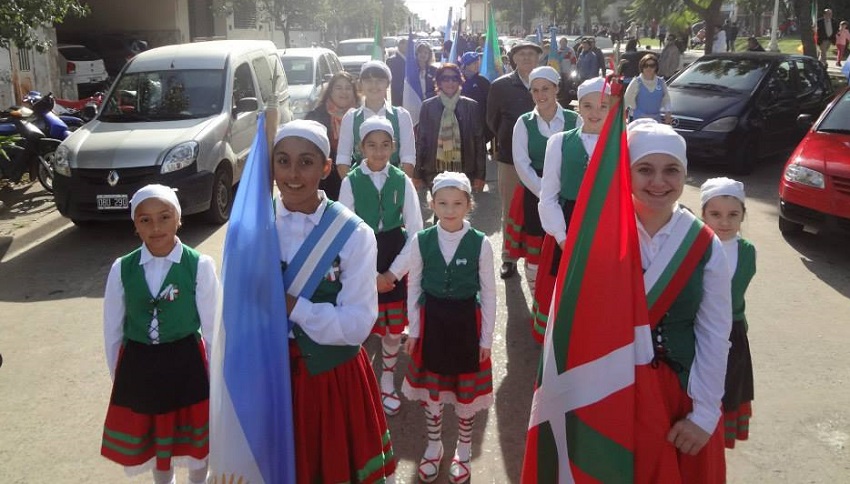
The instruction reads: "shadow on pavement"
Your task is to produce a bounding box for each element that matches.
[782,230,850,300]
[0,216,223,303]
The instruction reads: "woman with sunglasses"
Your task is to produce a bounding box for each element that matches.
[415,63,486,193]
[624,54,673,124]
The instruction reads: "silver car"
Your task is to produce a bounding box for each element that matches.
[279,47,343,119]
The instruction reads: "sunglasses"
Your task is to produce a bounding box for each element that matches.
[439,76,462,83]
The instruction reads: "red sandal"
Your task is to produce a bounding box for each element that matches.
[417,443,443,483]
[449,452,471,483]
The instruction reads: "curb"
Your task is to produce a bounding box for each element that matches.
[0,210,71,261]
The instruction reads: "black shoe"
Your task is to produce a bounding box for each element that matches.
[500,262,516,279]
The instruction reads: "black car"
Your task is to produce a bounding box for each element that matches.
[667,52,834,174]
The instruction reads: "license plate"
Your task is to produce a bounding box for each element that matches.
[96,194,129,210]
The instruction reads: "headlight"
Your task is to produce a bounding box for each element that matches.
[161,141,198,174]
[784,163,824,189]
[291,98,312,115]
[54,145,71,177]
[701,116,738,133]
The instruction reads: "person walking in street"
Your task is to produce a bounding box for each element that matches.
[577,37,606,82]
[712,24,727,53]
[628,119,732,482]
[459,52,492,144]
[504,66,579,316]
[726,21,739,52]
[624,54,672,123]
[338,117,423,418]
[387,37,408,106]
[101,184,219,484]
[817,9,839,65]
[836,20,849,67]
[336,61,416,180]
[306,71,360,200]
[272,120,396,483]
[415,41,439,103]
[402,172,497,484]
[659,35,682,78]
[534,77,609,343]
[415,63,487,192]
[700,177,757,450]
[486,40,541,279]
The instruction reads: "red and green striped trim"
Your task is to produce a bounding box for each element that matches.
[356,429,395,482]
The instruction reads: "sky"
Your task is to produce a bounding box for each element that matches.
[404,0,466,30]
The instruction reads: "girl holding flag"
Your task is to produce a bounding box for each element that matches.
[338,117,423,417]
[402,172,497,484]
[273,120,396,483]
[505,66,579,300]
[336,61,416,180]
[534,76,609,343]
[700,177,757,449]
[629,119,731,481]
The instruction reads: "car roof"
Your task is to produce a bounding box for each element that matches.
[699,52,809,61]
[125,40,277,72]
[339,38,374,44]
[278,47,335,58]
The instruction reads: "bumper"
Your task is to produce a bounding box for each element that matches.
[677,130,737,162]
[53,165,214,222]
[779,198,850,234]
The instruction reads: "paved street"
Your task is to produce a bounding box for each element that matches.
[1,154,849,483]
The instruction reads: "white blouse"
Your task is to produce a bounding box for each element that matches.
[335,102,417,168]
[512,106,570,197]
[338,162,423,279]
[405,221,497,348]
[636,208,732,434]
[274,196,378,346]
[103,239,220,380]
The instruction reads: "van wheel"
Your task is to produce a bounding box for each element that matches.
[778,216,803,235]
[206,167,233,225]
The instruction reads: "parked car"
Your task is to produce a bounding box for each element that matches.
[53,40,291,225]
[279,47,343,119]
[57,44,110,98]
[337,38,379,76]
[60,33,149,77]
[667,52,834,174]
[777,86,850,235]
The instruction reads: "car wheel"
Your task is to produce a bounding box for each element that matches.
[205,166,233,225]
[778,216,804,235]
[731,139,757,175]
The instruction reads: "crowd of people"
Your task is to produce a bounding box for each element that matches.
[98,23,765,484]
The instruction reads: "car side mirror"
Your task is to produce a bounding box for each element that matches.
[796,113,814,128]
[323,73,333,83]
[232,97,258,116]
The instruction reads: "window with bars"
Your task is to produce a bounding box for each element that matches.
[233,7,257,29]
[18,49,31,71]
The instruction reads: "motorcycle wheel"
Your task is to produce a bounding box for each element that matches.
[37,151,55,193]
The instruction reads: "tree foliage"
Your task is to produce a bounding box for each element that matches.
[0,0,88,51]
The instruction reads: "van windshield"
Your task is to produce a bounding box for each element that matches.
[99,69,226,121]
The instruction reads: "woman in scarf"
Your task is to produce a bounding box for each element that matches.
[306,71,360,200]
[415,63,486,192]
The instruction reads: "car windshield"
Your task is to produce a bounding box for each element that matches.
[280,57,314,85]
[338,42,373,56]
[818,90,850,133]
[669,58,770,93]
[99,69,225,121]
[59,46,100,61]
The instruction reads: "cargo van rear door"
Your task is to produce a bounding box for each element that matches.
[230,62,260,170]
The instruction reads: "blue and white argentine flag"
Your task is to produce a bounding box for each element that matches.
[209,113,297,484]
[402,32,424,127]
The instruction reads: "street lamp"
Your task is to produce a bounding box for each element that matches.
[767,0,780,52]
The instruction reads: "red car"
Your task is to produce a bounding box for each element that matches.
[778,86,850,235]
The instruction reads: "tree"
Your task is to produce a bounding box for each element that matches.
[0,0,88,52]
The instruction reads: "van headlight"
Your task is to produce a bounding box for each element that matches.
[54,145,72,177]
[161,141,198,174]
[701,116,738,133]
[784,163,824,189]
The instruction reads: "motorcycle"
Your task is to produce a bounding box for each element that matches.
[0,104,63,193]
[53,91,104,123]
[22,91,86,131]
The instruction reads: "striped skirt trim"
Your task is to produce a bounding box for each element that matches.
[723,401,752,449]
[371,299,407,336]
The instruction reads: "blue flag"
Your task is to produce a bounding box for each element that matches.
[536,25,543,45]
[441,7,453,63]
[209,113,297,484]
[403,31,424,125]
[447,32,459,65]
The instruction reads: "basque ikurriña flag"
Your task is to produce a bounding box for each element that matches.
[209,113,297,484]
[521,88,677,483]
[403,31,424,126]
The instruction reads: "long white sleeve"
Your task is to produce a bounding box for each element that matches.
[478,237,497,348]
[335,108,357,167]
[389,176,423,278]
[195,255,221,363]
[406,232,425,340]
[539,132,568,243]
[103,259,125,380]
[687,236,733,433]
[512,116,543,195]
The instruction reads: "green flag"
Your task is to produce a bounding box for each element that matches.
[372,18,384,60]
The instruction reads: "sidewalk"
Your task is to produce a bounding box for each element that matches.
[0,182,70,261]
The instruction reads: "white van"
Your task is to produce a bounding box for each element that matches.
[53,40,291,224]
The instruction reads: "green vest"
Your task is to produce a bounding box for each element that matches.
[351,106,401,167]
[657,244,713,390]
[282,259,361,376]
[732,238,756,324]
[558,128,590,202]
[521,109,579,175]
[120,245,201,344]
[418,226,483,301]
[348,163,406,232]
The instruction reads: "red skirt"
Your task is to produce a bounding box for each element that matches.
[291,343,396,483]
[504,185,545,264]
[402,304,493,418]
[530,234,559,343]
[101,339,209,472]
[372,298,407,336]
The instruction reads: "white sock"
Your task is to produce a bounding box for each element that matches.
[424,402,444,458]
[456,415,474,461]
[152,468,175,484]
[380,334,401,391]
[525,263,538,294]
[188,464,208,484]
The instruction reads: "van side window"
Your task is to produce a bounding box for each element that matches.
[233,63,257,107]
[252,56,274,103]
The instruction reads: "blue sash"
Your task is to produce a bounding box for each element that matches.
[282,201,360,312]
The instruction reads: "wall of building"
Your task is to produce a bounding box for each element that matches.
[58,0,191,47]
